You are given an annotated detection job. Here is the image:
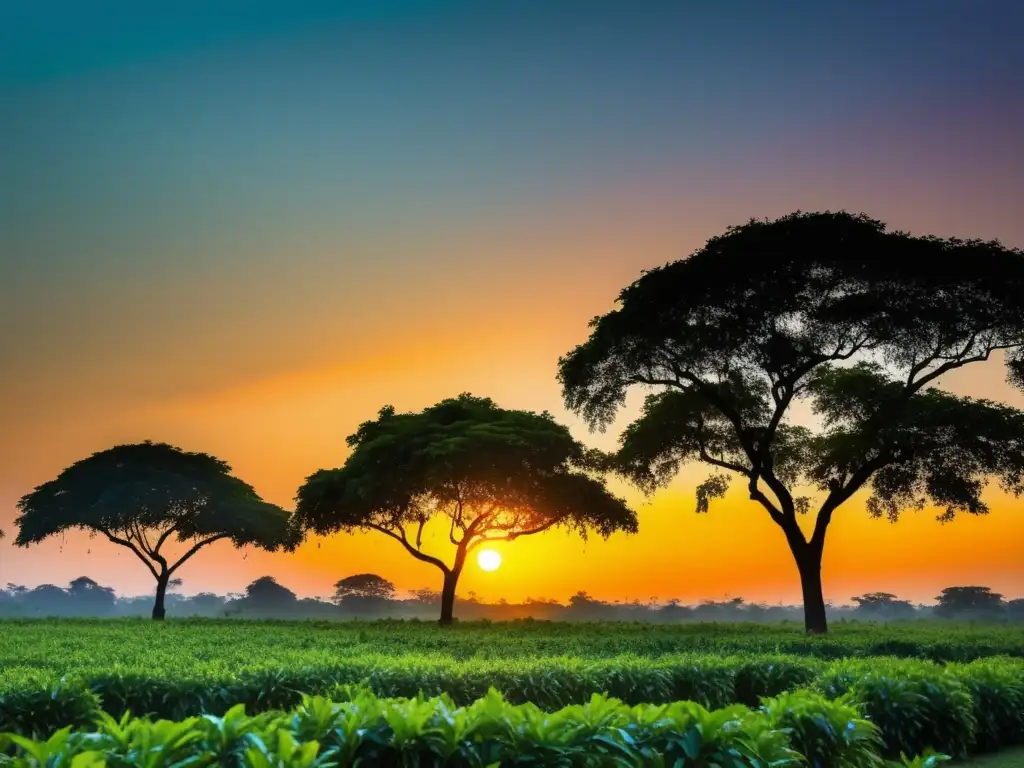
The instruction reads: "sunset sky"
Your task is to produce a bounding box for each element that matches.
[2,0,1023,606]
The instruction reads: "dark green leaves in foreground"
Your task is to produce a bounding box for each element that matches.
[0,687,894,767]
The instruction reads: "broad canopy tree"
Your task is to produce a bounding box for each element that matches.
[295,394,638,624]
[559,211,1024,634]
[14,441,299,619]
[333,573,397,603]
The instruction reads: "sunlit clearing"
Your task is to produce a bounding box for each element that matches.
[477,548,502,572]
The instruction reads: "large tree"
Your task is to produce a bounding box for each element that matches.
[295,394,638,624]
[14,441,299,619]
[559,211,1024,633]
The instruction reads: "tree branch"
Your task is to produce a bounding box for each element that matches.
[153,526,177,555]
[810,452,896,550]
[167,533,230,576]
[414,515,426,549]
[466,517,562,552]
[908,333,1016,392]
[100,528,159,581]
[368,523,449,572]
[694,419,751,476]
[747,476,790,530]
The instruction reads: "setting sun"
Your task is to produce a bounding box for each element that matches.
[477,549,502,572]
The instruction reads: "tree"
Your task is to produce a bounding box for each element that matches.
[67,576,117,616]
[1007,599,1024,622]
[851,592,916,620]
[295,394,638,624]
[332,573,396,603]
[14,441,300,620]
[559,211,1024,634]
[239,576,298,613]
[935,586,1006,620]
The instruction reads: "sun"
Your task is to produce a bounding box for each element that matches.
[477,548,502,572]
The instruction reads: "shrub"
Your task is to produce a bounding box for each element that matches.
[760,689,884,768]
[0,689,805,767]
[0,681,99,739]
[950,658,1024,752]
[818,659,976,759]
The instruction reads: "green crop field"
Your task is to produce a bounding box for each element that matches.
[1,619,1023,766]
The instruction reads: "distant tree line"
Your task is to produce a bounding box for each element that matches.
[1,575,1020,623]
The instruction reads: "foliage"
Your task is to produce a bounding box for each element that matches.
[851,593,918,620]
[557,211,1024,633]
[243,576,298,604]
[951,659,1024,752]
[295,394,637,622]
[13,442,299,618]
[1,687,952,768]
[936,587,1007,620]
[332,574,396,603]
[760,689,885,767]
[817,658,979,759]
[0,681,100,739]
[0,621,1022,760]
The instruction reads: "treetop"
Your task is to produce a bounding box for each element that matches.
[14,441,297,550]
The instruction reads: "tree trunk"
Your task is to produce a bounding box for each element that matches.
[796,547,827,634]
[439,568,462,626]
[152,572,169,621]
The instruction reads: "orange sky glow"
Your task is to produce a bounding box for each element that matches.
[2,199,1023,606]
[2,3,1023,606]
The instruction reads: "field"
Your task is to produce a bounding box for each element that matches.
[1,619,1023,765]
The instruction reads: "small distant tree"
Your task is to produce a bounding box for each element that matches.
[186,592,226,616]
[241,576,297,608]
[295,394,637,625]
[559,211,1024,634]
[411,588,441,604]
[851,592,916,620]
[935,586,1006,620]
[1007,598,1024,622]
[14,441,300,620]
[67,576,117,616]
[332,574,396,603]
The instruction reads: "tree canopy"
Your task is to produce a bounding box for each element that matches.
[295,393,637,623]
[559,211,1024,633]
[14,441,300,619]
[935,586,1006,619]
[333,573,397,602]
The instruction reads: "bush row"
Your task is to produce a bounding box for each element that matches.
[0,688,954,767]
[2,619,1022,672]
[1,654,1021,759]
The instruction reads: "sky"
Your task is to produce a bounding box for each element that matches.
[1,0,1023,606]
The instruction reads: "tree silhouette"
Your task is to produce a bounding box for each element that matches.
[67,576,117,615]
[333,573,396,603]
[295,394,638,624]
[14,441,300,620]
[559,211,1024,633]
[851,592,916,620]
[935,586,1006,619]
[237,575,298,615]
